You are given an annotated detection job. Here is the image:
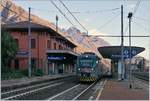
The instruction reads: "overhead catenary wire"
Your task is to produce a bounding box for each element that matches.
[124,0,141,35]
[90,35,149,37]
[134,16,150,23]
[31,7,120,14]
[58,0,88,33]
[97,12,120,31]
[50,0,75,27]
[56,0,97,50]
[132,20,149,32]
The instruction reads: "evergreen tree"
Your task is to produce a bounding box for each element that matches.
[1,29,18,72]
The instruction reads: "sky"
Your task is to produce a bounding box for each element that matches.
[13,0,150,59]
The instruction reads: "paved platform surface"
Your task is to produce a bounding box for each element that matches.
[99,79,149,100]
[1,73,75,91]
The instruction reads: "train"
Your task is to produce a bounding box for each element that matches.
[76,52,111,82]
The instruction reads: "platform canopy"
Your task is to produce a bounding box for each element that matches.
[98,46,145,61]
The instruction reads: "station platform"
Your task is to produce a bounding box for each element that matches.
[99,79,149,100]
[1,73,75,92]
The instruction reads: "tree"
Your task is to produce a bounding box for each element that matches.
[1,29,18,72]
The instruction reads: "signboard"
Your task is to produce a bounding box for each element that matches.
[123,49,137,57]
[48,56,66,60]
[17,51,28,55]
[111,49,137,59]
[111,54,129,58]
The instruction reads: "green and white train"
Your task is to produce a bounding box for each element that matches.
[76,52,111,82]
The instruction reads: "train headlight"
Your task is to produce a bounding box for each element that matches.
[96,61,98,64]
[78,68,80,71]
[91,68,94,71]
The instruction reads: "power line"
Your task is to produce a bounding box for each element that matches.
[31,7,120,14]
[132,20,149,32]
[134,16,150,23]
[59,0,88,33]
[70,8,120,14]
[50,0,75,27]
[132,0,141,16]
[97,12,120,31]
[124,0,141,35]
[53,0,97,50]
[89,35,149,37]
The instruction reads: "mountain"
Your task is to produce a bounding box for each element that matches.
[1,0,110,58]
[65,27,110,57]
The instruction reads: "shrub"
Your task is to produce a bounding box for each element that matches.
[35,69,43,76]
[1,69,24,80]
[21,69,29,76]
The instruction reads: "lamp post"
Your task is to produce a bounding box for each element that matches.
[128,12,133,89]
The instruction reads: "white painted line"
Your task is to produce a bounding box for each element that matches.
[3,82,64,100]
[2,81,56,95]
[88,96,94,100]
[96,88,103,100]
[48,84,80,100]
[96,79,107,100]
[72,82,95,100]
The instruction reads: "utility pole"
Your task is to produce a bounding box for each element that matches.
[56,15,58,32]
[121,5,124,80]
[28,7,31,78]
[128,12,133,89]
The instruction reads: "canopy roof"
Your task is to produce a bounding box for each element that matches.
[98,46,145,61]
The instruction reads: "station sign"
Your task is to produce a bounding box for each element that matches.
[48,56,66,60]
[123,49,137,57]
[17,51,28,55]
[111,49,137,59]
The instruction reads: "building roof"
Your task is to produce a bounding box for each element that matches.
[2,21,50,29]
[2,21,77,48]
[98,46,145,61]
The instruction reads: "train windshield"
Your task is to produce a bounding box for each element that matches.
[79,58,94,67]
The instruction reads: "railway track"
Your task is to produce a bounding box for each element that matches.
[132,72,149,81]
[1,76,78,100]
[2,77,107,100]
[47,79,107,100]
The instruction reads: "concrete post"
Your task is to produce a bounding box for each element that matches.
[118,60,122,81]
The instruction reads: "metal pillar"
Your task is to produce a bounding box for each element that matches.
[28,7,31,78]
[121,5,124,80]
[128,12,133,89]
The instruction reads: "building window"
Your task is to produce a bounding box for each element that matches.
[59,45,61,49]
[14,59,19,69]
[21,32,26,35]
[15,39,19,47]
[47,40,51,49]
[54,43,56,49]
[31,39,36,49]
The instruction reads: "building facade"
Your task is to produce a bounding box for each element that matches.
[3,21,78,75]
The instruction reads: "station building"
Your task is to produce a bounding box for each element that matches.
[2,21,79,75]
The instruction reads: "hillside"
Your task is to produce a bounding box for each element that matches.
[1,0,110,58]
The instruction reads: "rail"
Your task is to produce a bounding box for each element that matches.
[132,72,149,81]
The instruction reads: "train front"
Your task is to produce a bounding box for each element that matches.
[77,54,97,82]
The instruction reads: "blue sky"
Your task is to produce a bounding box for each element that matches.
[13,0,150,59]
